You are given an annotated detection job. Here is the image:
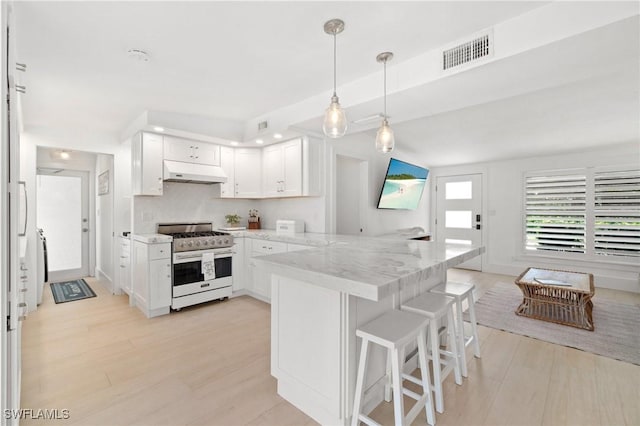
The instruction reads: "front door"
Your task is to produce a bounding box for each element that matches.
[436,174,483,271]
[36,170,90,281]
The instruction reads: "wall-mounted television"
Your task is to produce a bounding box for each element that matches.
[377,158,429,210]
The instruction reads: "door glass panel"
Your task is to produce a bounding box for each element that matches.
[445,210,472,229]
[36,175,82,271]
[445,238,472,245]
[445,181,472,199]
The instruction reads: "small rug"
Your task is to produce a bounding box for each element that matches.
[50,279,96,304]
[467,282,640,365]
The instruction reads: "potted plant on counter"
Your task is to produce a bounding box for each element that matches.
[225,213,241,228]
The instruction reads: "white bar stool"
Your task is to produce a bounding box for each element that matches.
[430,282,481,378]
[352,310,435,426]
[401,293,462,414]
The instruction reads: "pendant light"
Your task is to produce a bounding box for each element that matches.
[322,19,347,139]
[375,52,395,153]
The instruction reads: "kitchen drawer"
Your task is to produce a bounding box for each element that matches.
[148,243,171,260]
[251,239,287,256]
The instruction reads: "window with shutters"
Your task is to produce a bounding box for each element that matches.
[524,166,640,263]
[593,169,640,258]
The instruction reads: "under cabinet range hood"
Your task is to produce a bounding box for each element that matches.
[163,160,228,184]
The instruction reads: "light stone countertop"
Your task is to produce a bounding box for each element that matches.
[251,233,485,301]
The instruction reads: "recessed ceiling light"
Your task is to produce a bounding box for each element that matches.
[230,141,239,146]
[127,48,149,62]
[255,139,264,145]
[59,150,70,160]
[153,126,165,132]
[273,133,283,139]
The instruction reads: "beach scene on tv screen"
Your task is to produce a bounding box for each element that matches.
[378,159,428,209]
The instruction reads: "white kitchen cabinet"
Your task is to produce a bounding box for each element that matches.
[132,240,172,318]
[163,135,220,166]
[234,148,262,198]
[248,239,287,302]
[219,146,235,198]
[118,236,132,300]
[262,139,302,197]
[132,132,164,196]
[231,238,245,292]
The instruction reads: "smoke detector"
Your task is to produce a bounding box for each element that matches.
[127,49,149,62]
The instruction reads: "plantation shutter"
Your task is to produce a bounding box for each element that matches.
[594,169,640,257]
[525,174,586,253]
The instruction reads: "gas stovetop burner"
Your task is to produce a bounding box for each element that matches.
[157,223,234,252]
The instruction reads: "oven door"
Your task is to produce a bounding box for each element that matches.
[173,249,232,293]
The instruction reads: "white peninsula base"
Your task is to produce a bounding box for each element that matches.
[270,273,443,425]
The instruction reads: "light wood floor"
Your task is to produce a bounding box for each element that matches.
[21,270,640,426]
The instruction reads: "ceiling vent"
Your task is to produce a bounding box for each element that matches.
[442,32,492,71]
[258,120,269,131]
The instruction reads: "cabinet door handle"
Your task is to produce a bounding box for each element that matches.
[16,85,26,94]
[16,62,27,72]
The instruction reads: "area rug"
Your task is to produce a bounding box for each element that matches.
[466,282,640,366]
[50,279,96,304]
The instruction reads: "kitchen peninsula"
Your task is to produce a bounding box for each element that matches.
[253,237,484,425]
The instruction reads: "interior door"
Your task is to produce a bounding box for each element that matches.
[336,155,367,235]
[36,170,90,281]
[436,174,483,270]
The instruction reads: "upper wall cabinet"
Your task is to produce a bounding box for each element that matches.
[219,146,235,198]
[234,148,262,198]
[163,135,220,166]
[132,132,164,196]
[263,139,302,197]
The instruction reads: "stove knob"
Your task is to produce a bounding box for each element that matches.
[224,238,230,245]
[188,241,194,248]
[180,242,185,248]
[195,241,201,247]
[216,239,222,245]
[202,240,208,246]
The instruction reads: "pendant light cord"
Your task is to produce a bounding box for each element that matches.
[333,33,337,97]
[383,60,387,119]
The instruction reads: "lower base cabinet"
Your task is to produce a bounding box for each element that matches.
[246,239,312,303]
[132,240,172,318]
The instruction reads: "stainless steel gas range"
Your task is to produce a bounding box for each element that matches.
[157,223,233,310]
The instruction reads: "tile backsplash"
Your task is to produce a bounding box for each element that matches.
[133,182,326,234]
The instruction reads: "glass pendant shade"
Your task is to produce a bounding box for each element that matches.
[323,95,348,138]
[375,119,395,153]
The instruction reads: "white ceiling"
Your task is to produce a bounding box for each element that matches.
[13,1,640,165]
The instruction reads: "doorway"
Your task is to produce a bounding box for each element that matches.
[436,174,483,271]
[335,155,367,235]
[36,169,90,281]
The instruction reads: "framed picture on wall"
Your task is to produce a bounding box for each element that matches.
[98,170,109,195]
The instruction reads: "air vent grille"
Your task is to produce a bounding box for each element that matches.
[443,34,491,70]
[258,121,268,131]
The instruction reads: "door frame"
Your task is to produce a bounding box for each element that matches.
[36,169,92,281]
[431,169,488,270]
[327,147,369,235]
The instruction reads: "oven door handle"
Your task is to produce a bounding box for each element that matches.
[174,251,233,262]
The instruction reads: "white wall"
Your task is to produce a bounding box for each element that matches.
[96,154,114,287]
[327,132,431,236]
[429,141,640,293]
[258,196,326,233]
